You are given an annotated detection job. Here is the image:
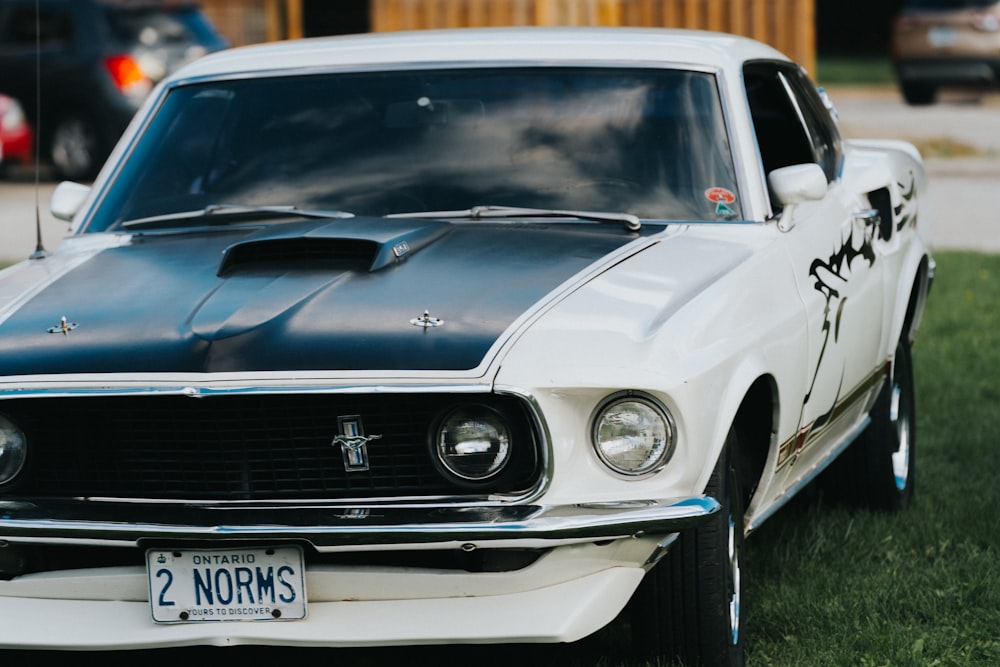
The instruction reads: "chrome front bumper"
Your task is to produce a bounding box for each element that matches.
[0,496,720,649]
[0,496,719,551]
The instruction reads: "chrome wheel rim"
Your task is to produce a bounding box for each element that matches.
[890,379,911,491]
[727,510,741,644]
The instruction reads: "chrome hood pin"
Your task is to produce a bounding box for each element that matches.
[410,309,443,328]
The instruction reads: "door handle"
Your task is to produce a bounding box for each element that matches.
[853,209,881,242]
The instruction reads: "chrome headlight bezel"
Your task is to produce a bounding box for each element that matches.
[590,391,676,477]
[0,412,27,488]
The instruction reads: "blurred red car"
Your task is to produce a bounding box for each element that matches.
[0,93,32,168]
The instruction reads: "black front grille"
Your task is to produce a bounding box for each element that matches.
[1,393,540,501]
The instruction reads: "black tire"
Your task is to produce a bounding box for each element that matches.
[900,81,936,106]
[824,340,916,512]
[857,340,917,511]
[629,429,745,666]
[49,114,104,181]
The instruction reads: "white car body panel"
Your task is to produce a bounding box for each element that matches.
[0,27,933,655]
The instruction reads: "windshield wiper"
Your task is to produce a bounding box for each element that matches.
[385,205,641,232]
[121,204,355,230]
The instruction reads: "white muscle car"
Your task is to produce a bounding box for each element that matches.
[0,27,933,666]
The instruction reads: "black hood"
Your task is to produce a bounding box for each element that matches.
[0,217,641,375]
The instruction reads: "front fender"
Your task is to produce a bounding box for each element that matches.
[494,225,805,510]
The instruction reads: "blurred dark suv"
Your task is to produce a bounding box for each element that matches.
[0,0,227,179]
[892,0,1000,105]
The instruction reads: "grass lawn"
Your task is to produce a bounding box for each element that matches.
[745,250,1000,666]
[816,57,896,87]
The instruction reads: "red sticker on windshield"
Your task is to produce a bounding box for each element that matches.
[705,187,736,204]
[705,187,737,216]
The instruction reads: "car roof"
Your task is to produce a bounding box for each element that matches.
[171,27,790,81]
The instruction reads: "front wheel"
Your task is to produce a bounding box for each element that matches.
[859,340,917,511]
[629,428,745,666]
[823,340,916,512]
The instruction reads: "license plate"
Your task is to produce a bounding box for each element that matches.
[147,546,307,623]
[928,26,956,48]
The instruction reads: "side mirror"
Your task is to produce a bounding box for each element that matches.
[767,163,827,207]
[50,181,91,222]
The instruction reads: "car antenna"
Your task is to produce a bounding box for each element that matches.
[29,0,47,260]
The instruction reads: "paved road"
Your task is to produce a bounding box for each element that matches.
[0,174,64,264]
[1,85,999,264]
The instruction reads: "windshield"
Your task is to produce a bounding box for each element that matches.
[86,67,742,232]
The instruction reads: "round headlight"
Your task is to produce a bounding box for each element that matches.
[0,414,27,485]
[435,406,511,481]
[592,394,675,476]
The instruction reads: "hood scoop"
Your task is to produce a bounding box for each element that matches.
[217,217,453,276]
[219,237,376,276]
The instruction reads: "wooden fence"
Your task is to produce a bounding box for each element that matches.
[203,0,299,45]
[201,0,815,74]
[370,0,815,73]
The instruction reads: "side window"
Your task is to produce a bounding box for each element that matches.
[743,63,815,179]
[784,68,844,183]
[743,61,844,185]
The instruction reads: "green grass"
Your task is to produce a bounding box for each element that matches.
[816,57,896,87]
[745,250,1000,666]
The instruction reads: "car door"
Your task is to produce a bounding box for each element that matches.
[744,61,887,480]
